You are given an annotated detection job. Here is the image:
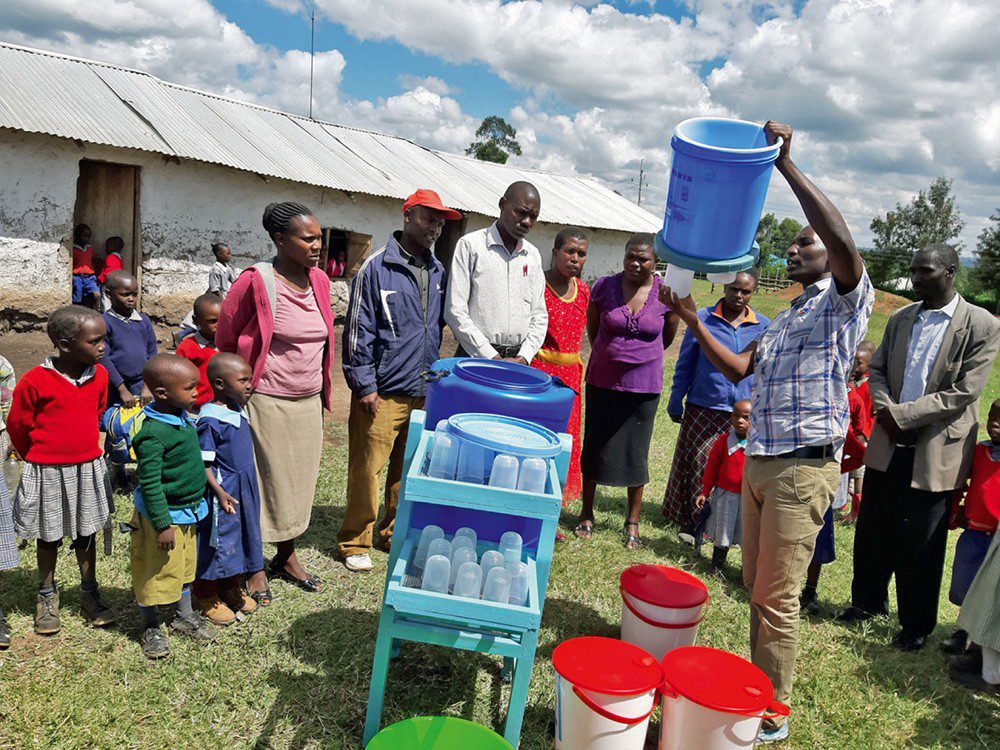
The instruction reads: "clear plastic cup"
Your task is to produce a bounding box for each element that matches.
[413,525,445,570]
[427,434,458,480]
[482,566,512,603]
[449,547,477,591]
[456,440,487,484]
[498,531,523,566]
[452,561,483,599]
[479,550,505,592]
[488,454,520,488]
[516,457,548,493]
[451,535,475,554]
[420,554,451,594]
[427,537,453,562]
[454,527,478,548]
[507,561,530,606]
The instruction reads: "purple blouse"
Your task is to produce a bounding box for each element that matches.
[585,272,671,394]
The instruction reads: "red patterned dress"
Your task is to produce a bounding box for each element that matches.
[532,278,590,503]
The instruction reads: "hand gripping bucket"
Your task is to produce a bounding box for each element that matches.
[552,636,662,750]
[365,716,513,749]
[620,564,708,661]
[659,647,789,750]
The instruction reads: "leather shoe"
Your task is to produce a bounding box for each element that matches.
[940,628,968,655]
[949,646,983,675]
[836,606,874,623]
[892,630,926,651]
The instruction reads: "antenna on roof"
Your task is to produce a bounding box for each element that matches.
[309,5,316,119]
[636,158,645,207]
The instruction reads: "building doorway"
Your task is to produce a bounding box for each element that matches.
[72,159,141,299]
[322,227,372,280]
[434,216,467,270]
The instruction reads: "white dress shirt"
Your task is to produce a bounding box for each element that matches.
[899,293,960,404]
[445,222,548,361]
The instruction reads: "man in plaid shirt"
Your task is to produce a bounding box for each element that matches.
[666,121,874,745]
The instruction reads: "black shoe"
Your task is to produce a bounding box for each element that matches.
[836,606,874,623]
[892,630,926,651]
[940,629,968,655]
[949,664,999,693]
[141,626,170,659]
[800,588,819,616]
[949,645,983,675]
[0,609,9,649]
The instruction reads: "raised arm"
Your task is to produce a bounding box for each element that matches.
[764,121,864,294]
[662,288,755,383]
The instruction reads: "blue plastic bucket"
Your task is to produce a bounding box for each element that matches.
[662,117,780,262]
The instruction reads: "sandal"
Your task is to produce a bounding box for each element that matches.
[623,521,641,550]
[268,559,322,593]
[573,521,594,539]
[249,587,273,607]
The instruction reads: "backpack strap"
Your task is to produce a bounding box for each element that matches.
[252,259,278,318]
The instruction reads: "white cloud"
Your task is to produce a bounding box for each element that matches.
[397,74,454,96]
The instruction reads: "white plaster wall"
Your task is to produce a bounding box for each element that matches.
[0,129,649,327]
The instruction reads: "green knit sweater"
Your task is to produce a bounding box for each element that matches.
[133,415,207,531]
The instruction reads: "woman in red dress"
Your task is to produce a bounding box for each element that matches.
[532,228,590,506]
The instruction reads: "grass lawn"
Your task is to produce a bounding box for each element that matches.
[1,282,998,749]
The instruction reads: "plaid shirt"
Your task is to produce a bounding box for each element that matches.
[747,272,874,456]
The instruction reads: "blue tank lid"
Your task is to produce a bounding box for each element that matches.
[446,413,562,458]
[452,358,555,393]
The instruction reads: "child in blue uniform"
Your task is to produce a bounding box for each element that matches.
[193,353,264,624]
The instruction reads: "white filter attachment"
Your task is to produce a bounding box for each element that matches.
[663,264,695,298]
[706,271,737,285]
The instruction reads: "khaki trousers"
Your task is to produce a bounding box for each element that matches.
[741,455,840,726]
[337,394,423,558]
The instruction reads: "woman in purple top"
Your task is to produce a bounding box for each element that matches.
[575,233,678,549]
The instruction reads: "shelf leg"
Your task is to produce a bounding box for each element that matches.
[363,606,397,746]
[503,629,539,748]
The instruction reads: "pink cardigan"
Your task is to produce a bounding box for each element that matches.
[217,263,337,410]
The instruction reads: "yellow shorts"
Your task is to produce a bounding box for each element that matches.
[129,510,198,607]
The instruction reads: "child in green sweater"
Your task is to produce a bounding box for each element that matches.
[131,353,214,658]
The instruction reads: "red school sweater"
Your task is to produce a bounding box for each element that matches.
[6,365,108,464]
[175,333,219,407]
[951,443,1000,534]
[701,431,746,496]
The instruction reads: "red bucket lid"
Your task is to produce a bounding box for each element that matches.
[661,647,775,715]
[620,564,708,609]
[552,637,663,696]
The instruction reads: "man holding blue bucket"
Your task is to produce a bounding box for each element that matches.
[666,121,874,744]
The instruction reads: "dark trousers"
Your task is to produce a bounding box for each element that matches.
[850,447,951,636]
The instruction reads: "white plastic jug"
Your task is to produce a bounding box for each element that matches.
[619,564,708,662]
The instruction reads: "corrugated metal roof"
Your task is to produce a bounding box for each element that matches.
[0,42,661,233]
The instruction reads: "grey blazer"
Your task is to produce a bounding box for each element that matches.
[865,296,1000,492]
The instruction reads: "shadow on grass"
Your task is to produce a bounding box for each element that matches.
[253,594,606,750]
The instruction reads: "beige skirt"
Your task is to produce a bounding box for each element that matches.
[247,392,324,543]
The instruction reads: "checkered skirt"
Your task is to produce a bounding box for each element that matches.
[13,458,114,543]
[0,435,18,570]
[661,404,732,528]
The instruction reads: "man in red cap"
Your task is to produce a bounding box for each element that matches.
[338,189,460,572]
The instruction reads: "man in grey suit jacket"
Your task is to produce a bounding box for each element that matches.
[840,244,1000,651]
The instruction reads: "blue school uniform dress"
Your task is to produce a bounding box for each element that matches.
[195,403,264,580]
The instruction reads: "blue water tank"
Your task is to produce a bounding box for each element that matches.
[423,358,574,433]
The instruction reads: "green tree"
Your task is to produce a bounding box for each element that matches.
[972,208,1000,312]
[867,176,965,287]
[755,213,801,274]
[466,115,522,164]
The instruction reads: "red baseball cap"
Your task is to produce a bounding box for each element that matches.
[402,189,462,220]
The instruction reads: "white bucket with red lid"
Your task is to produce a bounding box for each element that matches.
[619,564,708,661]
[552,636,662,750]
[659,646,789,750]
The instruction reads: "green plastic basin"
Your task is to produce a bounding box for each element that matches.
[366,716,513,749]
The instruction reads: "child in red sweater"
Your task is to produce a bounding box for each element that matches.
[71,223,100,308]
[98,236,125,286]
[941,398,1000,657]
[6,306,117,637]
[845,340,875,521]
[695,399,750,572]
[174,294,221,411]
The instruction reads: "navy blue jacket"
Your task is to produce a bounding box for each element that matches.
[667,301,770,415]
[342,233,446,397]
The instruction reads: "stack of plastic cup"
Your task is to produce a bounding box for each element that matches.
[454,527,478,549]
[451,535,475,554]
[413,525,444,571]
[427,434,458,480]
[488,454,520,488]
[498,531,523,566]
[516,457,547,493]
[507,561,530,606]
[427,537,453,563]
[449,547,477,591]
[452,562,483,599]
[479,550,505,593]
[421,555,451,594]
[457,441,487,484]
[482,566,512,603]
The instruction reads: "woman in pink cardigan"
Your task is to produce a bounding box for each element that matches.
[217,202,336,604]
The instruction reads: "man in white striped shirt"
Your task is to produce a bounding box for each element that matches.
[445,181,548,363]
